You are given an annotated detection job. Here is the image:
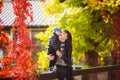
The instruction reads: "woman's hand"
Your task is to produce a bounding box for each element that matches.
[56,50,62,57]
[47,54,55,60]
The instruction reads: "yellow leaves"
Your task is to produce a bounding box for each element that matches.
[61,3,69,8]
[67,7,81,15]
[34,32,48,46]
[85,0,119,12]
[0,0,3,2]
[41,0,59,14]
[97,1,106,9]
[48,0,59,5]
[37,51,49,71]
[40,0,68,16]
[35,32,47,40]
[117,0,120,4]
[90,0,99,5]
[87,0,106,10]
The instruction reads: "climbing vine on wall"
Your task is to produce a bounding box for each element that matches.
[0,0,36,79]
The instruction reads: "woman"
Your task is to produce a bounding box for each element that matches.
[55,30,73,80]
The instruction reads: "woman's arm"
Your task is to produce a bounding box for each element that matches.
[56,45,72,65]
[61,45,72,65]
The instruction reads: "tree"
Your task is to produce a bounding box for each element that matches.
[38,0,120,79]
[37,0,118,66]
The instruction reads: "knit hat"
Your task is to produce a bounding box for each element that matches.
[53,27,61,32]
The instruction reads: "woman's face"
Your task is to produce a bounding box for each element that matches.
[60,31,68,40]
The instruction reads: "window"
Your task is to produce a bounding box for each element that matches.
[30,28,46,62]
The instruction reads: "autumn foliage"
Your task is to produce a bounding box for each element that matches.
[0,0,36,79]
[0,2,3,13]
[111,9,120,80]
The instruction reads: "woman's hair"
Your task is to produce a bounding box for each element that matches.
[62,30,72,46]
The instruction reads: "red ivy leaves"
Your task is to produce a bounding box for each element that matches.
[0,2,9,51]
[0,2,7,49]
[0,28,9,49]
[11,0,35,79]
[0,2,3,13]
[0,2,12,78]
[0,0,35,79]
[12,0,33,26]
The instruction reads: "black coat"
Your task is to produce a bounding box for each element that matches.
[47,33,61,67]
[48,33,61,55]
[61,42,72,67]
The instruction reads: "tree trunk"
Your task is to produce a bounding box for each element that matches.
[85,50,100,80]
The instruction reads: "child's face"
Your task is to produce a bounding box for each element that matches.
[56,31,62,36]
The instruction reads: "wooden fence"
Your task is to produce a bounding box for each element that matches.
[37,64,120,80]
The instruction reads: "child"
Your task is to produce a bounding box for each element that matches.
[47,27,61,72]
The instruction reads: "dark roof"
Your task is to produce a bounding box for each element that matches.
[0,0,58,26]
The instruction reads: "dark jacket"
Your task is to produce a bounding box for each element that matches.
[61,42,72,67]
[48,33,61,55]
[47,33,61,67]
